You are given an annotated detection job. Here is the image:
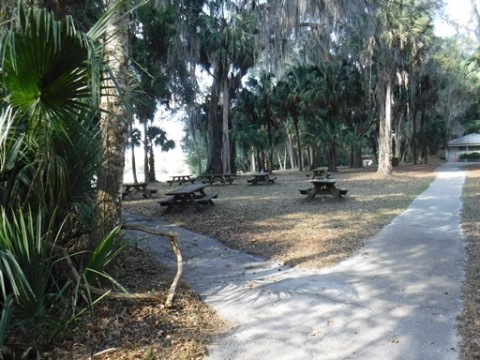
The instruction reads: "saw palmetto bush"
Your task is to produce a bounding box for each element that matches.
[0,3,127,351]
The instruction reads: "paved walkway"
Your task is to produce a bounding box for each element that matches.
[123,164,466,360]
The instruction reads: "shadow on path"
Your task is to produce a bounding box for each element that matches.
[122,163,465,360]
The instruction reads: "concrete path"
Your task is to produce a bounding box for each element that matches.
[123,164,466,360]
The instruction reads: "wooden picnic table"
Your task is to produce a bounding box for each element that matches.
[299,178,347,199]
[167,175,196,186]
[247,172,277,185]
[201,174,235,185]
[159,183,217,213]
[123,182,156,198]
[307,167,331,179]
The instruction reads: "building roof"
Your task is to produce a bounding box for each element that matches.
[448,133,480,146]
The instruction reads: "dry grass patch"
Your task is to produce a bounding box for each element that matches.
[48,247,229,360]
[124,164,437,269]
[35,160,480,359]
[63,160,480,360]
[458,164,480,360]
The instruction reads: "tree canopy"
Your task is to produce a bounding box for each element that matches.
[1,0,480,355]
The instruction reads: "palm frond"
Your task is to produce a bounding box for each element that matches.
[83,225,124,283]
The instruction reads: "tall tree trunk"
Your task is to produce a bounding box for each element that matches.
[412,108,418,164]
[293,117,303,171]
[349,142,363,168]
[259,150,266,172]
[188,111,202,174]
[266,112,274,173]
[251,148,256,173]
[287,134,295,169]
[410,73,418,165]
[222,74,230,174]
[91,2,129,244]
[327,140,337,172]
[307,145,313,169]
[395,110,405,159]
[148,146,156,181]
[207,66,223,174]
[129,121,138,183]
[419,108,427,164]
[230,136,236,175]
[276,150,283,170]
[143,121,148,181]
[377,73,393,175]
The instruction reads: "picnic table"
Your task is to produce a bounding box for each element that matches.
[247,172,277,185]
[201,174,235,185]
[306,167,331,179]
[158,183,218,213]
[122,182,156,198]
[167,175,196,186]
[299,178,347,199]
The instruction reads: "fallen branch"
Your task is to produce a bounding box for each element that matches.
[121,223,183,308]
[55,244,165,305]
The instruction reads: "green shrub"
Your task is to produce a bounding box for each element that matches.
[0,4,127,354]
[0,209,124,349]
[459,152,480,160]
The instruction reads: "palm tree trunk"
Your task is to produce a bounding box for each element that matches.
[143,121,149,182]
[287,134,295,169]
[377,73,393,175]
[130,121,138,183]
[91,1,129,244]
[412,108,418,164]
[251,148,256,172]
[327,140,337,172]
[148,146,156,181]
[222,74,231,174]
[420,108,427,164]
[276,149,284,170]
[410,73,418,164]
[293,117,303,171]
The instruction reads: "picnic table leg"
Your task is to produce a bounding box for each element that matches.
[141,186,151,198]
[189,195,200,210]
[329,186,341,198]
[164,202,174,213]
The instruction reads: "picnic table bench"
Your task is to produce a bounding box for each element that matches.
[299,178,347,199]
[158,183,217,213]
[167,175,196,186]
[201,174,235,185]
[122,182,157,199]
[247,172,277,185]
